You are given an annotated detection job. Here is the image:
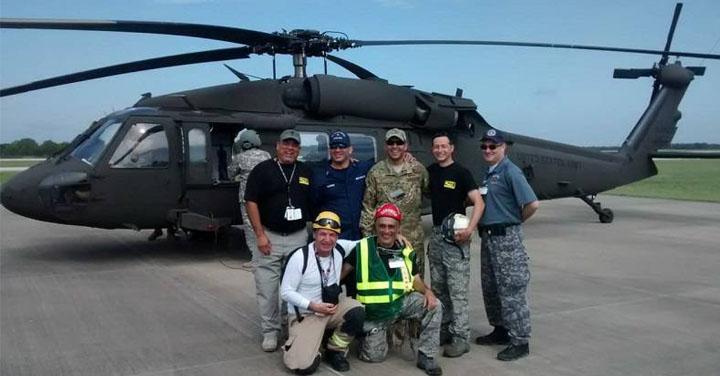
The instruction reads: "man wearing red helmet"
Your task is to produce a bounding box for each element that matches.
[341,204,444,376]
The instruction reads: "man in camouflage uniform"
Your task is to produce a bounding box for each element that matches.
[426,131,484,358]
[360,128,429,277]
[231,129,270,259]
[342,204,443,376]
[475,129,539,361]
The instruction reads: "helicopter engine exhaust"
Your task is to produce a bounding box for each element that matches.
[301,75,459,129]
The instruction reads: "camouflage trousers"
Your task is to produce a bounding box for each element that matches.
[240,204,258,255]
[359,292,443,362]
[403,221,426,279]
[480,225,531,345]
[428,229,471,343]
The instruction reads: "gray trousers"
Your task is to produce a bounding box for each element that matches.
[253,228,306,334]
[360,292,443,362]
[428,230,471,342]
[480,225,531,345]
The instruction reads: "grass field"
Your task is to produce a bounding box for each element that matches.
[607,159,720,202]
[0,160,41,168]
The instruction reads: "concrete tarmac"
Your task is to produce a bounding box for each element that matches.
[1,195,719,376]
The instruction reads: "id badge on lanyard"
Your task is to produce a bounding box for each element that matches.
[278,161,302,221]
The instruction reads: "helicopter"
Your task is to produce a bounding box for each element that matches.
[1,3,718,235]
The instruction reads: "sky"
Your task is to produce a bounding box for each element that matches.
[0,0,718,146]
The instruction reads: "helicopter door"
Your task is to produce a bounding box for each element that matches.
[90,116,181,229]
[181,122,243,227]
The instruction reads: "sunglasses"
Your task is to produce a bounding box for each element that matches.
[386,140,405,146]
[315,218,341,230]
[329,144,348,149]
[480,144,500,150]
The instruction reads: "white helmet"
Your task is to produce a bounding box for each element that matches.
[440,213,470,244]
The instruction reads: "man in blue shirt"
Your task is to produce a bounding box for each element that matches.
[311,130,374,297]
[311,130,373,241]
[475,129,539,361]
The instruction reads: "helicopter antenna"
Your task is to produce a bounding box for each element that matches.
[323,53,328,75]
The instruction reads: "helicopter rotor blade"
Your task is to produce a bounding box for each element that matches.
[0,18,290,46]
[652,3,683,99]
[325,54,384,81]
[349,39,720,60]
[0,47,252,97]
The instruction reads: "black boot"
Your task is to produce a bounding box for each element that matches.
[325,349,350,372]
[475,326,510,346]
[416,351,443,376]
[497,343,529,361]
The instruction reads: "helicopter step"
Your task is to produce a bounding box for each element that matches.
[577,194,614,223]
[171,210,232,233]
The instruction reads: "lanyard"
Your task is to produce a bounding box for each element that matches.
[314,251,335,287]
[276,160,296,207]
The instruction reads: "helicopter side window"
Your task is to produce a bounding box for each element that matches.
[70,118,122,166]
[109,123,169,169]
[297,132,329,163]
[348,133,376,163]
[188,128,208,163]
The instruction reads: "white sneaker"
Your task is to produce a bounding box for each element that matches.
[262,333,278,352]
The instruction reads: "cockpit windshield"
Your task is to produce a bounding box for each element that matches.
[70,118,122,165]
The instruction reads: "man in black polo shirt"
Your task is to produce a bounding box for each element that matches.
[245,129,313,352]
[426,131,484,358]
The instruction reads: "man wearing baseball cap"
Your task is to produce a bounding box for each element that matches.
[342,204,443,375]
[360,128,429,278]
[475,128,539,361]
[245,128,313,352]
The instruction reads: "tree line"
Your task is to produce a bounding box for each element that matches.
[0,138,70,158]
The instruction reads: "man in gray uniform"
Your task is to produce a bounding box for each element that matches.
[475,129,539,361]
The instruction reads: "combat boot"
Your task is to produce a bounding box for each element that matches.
[497,343,529,361]
[416,351,443,376]
[261,332,277,352]
[325,349,350,372]
[443,340,470,358]
[475,326,510,346]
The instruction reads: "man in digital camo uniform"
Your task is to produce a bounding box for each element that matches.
[360,128,429,277]
[231,129,271,262]
[475,128,539,361]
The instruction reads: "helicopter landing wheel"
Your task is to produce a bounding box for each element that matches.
[599,208,614,223]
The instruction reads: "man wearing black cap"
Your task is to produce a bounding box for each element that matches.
[475,128,539,361]
[245,129,314,352]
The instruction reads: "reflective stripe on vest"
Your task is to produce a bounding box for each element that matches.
[356,237,414,305]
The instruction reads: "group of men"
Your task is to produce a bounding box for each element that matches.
[235,126,539,375]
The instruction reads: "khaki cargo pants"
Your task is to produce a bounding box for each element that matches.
[283,298,363,371]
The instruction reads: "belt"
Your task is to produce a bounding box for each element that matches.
[478,223,519,237]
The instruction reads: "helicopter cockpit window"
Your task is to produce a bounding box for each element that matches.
[297,132,329,163]
[70,118,122,166]
[109,123,169,169]
[348,133,376,163]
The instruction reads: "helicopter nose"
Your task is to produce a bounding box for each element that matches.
[1,170,46,221]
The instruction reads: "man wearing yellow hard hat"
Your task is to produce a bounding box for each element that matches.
[280,212,364,374]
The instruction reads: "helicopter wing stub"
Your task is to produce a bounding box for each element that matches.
[325,54,384,81]
[349,39,720,60]
[0,18,291,46]
[0,47,253,97]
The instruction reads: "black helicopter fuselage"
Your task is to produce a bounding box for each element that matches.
[0,63,695,229]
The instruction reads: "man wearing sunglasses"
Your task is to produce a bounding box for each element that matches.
[281,212,365,374]
[475,128,539,361]
[360,128,429,278]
